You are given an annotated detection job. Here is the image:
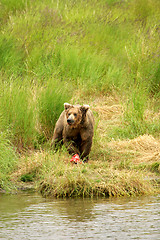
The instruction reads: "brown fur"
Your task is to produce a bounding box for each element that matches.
[51,103,94,162]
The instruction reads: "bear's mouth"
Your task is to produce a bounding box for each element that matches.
[67,119,75,125]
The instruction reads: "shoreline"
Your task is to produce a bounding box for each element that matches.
[7,149,160,198]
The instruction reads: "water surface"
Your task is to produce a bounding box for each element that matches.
[0,192,159,239]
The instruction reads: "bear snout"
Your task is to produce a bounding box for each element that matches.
[67,117,75,125]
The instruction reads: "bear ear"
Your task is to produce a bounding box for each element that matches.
[64,103,72,111]
[80,104,90,113]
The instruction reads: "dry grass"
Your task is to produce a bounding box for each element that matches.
[14,151,157,198]
[91,96,160,165]
[11,151,45,180]
[92,95,122,121]
[11,96,160,197]
[108,135,160,165]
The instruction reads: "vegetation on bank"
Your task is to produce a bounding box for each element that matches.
[12,145,159,198]
[0,0,160,196]
[0,132,17,190]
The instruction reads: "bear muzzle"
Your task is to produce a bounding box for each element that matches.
[67,116,75,125]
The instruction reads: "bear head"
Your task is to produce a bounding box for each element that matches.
[64,103,89,128]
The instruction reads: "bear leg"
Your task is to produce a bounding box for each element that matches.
[80,139,92,162]
[51,130,63,149]
[63,138,80,156]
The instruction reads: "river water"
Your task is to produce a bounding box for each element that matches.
[0,192,159,240]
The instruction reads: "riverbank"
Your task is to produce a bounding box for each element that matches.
[0,0,160,197]
[10,142,160,198]
[10,96,160,198]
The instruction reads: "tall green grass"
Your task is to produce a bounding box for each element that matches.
[0,0,159,141]
[0,132,17,190]
[38,78,72,139]
[0,81,36,148]
[1,0,159,92]
[0,0,160,190]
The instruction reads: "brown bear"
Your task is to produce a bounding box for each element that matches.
[51,103,94,162]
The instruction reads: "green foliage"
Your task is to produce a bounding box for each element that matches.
[0,81,36,148]
[0,0,160,192]
[20,173,35,182]
[0,132,17,190]
[123,88,147,137]
[1,0,28,12]
[38,78,72,138]
[0,0,159,139]
[0,36,25,76]
[149,162,160,173]
[0,3,159,128]
[0,0,159,91]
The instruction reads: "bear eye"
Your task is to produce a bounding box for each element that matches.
[74,113,77,117]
